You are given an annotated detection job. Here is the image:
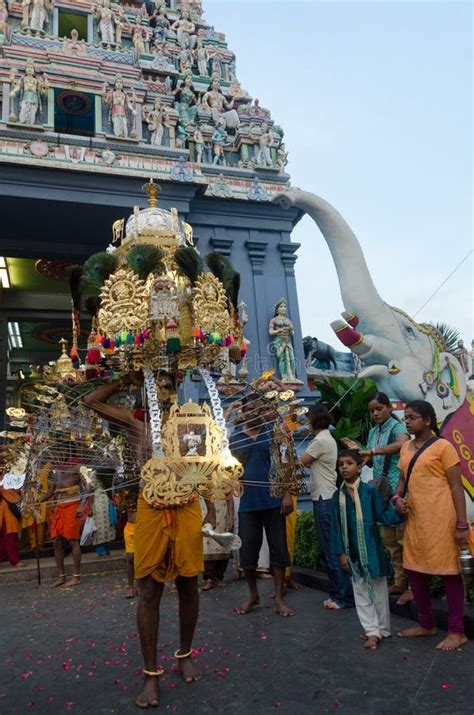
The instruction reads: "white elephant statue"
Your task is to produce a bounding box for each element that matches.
[274,188,474,508]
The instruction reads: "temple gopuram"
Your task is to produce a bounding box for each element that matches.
[0,0,307,409]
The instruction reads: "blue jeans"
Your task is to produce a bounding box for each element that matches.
[313,498,354,608]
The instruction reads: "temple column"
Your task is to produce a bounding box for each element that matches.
[278,241,307,387]
[45,87,54,130]
[87,13,94,43]
[1,82,10,123]
[133,101,143,141]
[245,238,268,373]
[52,6,59,36]
[95,95,103,135]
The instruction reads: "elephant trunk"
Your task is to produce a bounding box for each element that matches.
[292,190,391,328]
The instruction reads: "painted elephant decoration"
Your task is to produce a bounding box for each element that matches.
[303,336,338,371]
[274,188,474,505]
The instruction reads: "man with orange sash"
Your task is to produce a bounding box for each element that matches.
[84,372,215,710]
[41,462,90,588]
[0,485,22,566]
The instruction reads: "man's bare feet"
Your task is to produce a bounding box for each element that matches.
[235,595,260,614]
[398,626,437,638]
[178,656,202,683]
[364,636,380,650]
[62,576,81,587]
[135,676,159,708]
[323,599,341,610]
[257,571,272,580]
[396,588,414,605]
[274,599,295,617]
[436,633,468,651]
[52,576,66,588]
[285,578,302,591]
[126,586,138,599]
[201,579,214,591]
[215,579,226,588]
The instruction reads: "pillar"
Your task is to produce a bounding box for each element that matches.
[95,95,103,134]
[0,317,8,416]
[46,87,54,129]
[245,238,268,374]
[87,13,94,43]
[2,82,10,123]
[52,6,59,36]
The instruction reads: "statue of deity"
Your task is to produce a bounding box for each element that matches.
[202,76,239,130]
[255,122,274,167]
[144,99,169,146]
[193,128,204,163]
[208,45,224,79]
[211,123,226,166]
[0,0,10,37]
[93,0,117,47]
[171,6,196,49]
[21,0,50,35]
[177,36,193,73]
[196,38,209,76]
[131,15,149,56]
[10,58,49,126]
[277,142,288,173]
[173,72,198,145]
[102,74,137,139]
[183,430,202,456]
[152,5,170,43]
[268,298,297,383]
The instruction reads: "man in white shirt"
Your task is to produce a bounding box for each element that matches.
[300,404,354,610]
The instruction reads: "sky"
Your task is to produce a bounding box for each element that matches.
[205,0,473,350]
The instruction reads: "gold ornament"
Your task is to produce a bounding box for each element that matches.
[98,267,149,336]
[6,407,26,420]
[141,400,242,507]
[193,273,231,336]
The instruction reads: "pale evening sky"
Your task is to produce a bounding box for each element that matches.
[206,0,473,350]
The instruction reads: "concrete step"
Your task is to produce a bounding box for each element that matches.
[0,550,125,585]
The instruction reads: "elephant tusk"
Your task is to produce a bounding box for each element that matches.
[331,320,370,354]
[341,311,359,328]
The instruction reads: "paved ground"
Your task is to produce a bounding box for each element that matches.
[0,572,473,715]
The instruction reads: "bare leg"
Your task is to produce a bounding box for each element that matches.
[63,540,81,587]
[273,566,295,617]
[52,538,65,587]
[136,576,164,708]
[175,575,202,683]
[236,568,260,614]
[126,554,137,598]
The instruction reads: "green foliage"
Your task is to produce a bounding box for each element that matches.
[433,322,461,353]
[293,511,325,571]
[314,376,377,444]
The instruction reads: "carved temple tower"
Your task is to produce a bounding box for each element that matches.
[0,0,307,402]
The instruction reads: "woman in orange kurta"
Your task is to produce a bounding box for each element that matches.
[0,486,22,566]
[393,400,468,652]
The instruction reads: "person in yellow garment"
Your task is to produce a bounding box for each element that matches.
[84,372,216,710]
[123,508,138,599]
[0,485,22,566]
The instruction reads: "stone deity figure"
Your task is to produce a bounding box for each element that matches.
[152,5,170,43]
[193,128,204,163]
[211,123,226,166]
[177,37,193,73]
[277,142,288,173]
[144,99,168,146]
[63,28,85,55]
[131,15,150,56]
[10,59,49,125]
[94,0,116,46]
[196,38,209,76]
[171,6,196,49]
[173,72,197,145]
[202,76,239,130]
[208,45,224,79]
[102,75,137,139]
[268,298,297,383]
[0,0,9,36]
[21,0,50,34]
[255,122,274,167]
[183,430,201,456]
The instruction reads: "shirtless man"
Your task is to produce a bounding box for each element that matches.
[41,461,91,587]
[84,372,216,709]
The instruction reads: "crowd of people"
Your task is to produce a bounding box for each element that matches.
[0,381,471,709]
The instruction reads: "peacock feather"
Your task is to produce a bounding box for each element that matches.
[82,252,118,290]
[68,265,84,311]
[205,252,241,310]
[173,247,204,285]
[125,245,165,281]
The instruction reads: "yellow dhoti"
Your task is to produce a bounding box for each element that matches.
[134,496,203,583]
[285,496,297,580]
